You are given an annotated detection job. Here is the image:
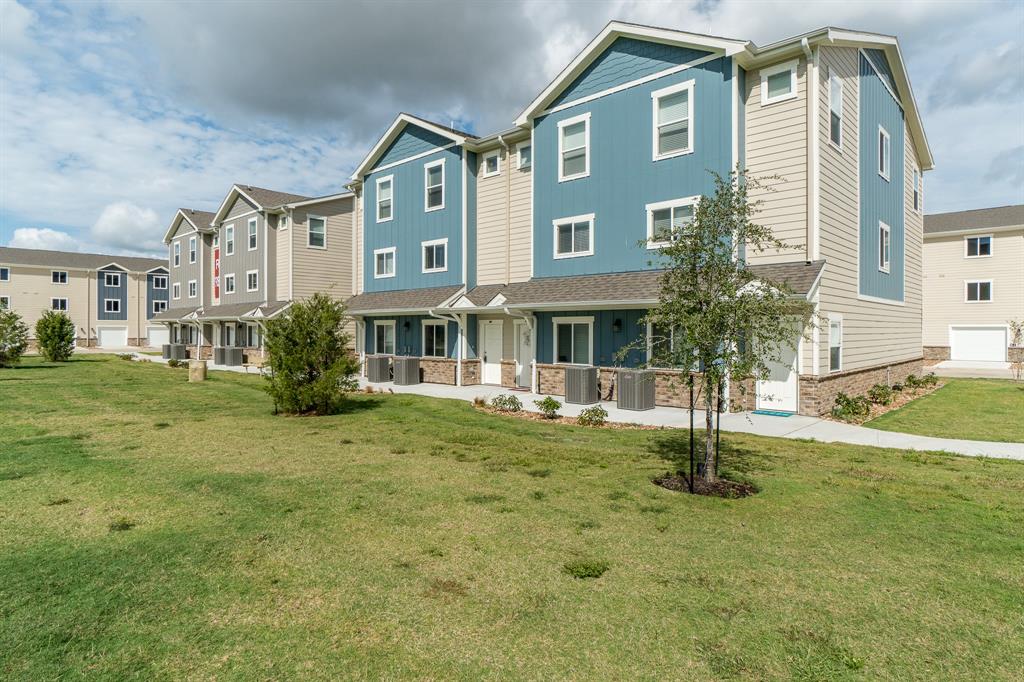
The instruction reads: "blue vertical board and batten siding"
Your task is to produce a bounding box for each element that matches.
[534,309,648,367]
[533,48,734,278]
[362,124,464,293]
[858,50,905,302]
[97,266,127,321]
[363,315,459,358]
[146,270,169,320]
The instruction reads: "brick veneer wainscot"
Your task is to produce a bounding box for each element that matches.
[798,357,923,416]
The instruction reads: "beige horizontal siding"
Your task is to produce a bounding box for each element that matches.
[289,198,355,301]
[475,143,532,285]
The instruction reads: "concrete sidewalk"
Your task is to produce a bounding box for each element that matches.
[930,360,1014,380]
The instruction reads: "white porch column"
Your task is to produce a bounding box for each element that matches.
[455,314,464,387]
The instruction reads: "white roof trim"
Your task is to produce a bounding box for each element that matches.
[211,185,264,226]
[351,113,469,180]
[163,210,199,244]
[97,262,128,271]
[278,192,354,209]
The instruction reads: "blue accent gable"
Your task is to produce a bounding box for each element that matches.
[533,55,733,278]
[859,51,905,302]
[146,271,168,320]
[550,37,713,109]
[97,266,127,321]
[863,49,898,102]
[375,124,457,169]
[535,309,648,367]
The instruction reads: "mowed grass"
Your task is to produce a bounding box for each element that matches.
[866,378,1024,443]
[1,357,1023,680]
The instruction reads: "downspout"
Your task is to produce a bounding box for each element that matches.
[503,307,536,393]
[802,37,818,261]
[498,134,511,284]
[428,309,463,386]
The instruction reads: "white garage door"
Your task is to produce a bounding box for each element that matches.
[950,326,1007,362]
[96,326,128,348]
[147,326,169,347]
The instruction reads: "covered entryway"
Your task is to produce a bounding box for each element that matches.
[514,320,533,388]
[756,327,801,413]
[146,325,169,348]
[480,320,503,385]
[950,326,1007,362]
[96,326,129,348]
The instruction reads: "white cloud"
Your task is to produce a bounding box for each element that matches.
[90,201,163,253]
[7,227,80,252]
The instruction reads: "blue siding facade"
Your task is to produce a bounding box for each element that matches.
[146,269,169,320]
[376,125,456,167]
[363,315,460,358]
[97,266,127,321]
[858,51,905,302]
[532,55,733,278]
[535,309,648,367]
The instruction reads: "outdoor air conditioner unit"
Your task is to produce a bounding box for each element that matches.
[617,368,655,411]
[565,365,599,405]
[168,344,187,360]
[161,344,172,360]
[366,355,391,383]
[224,347,244,366]
[213,347,225,365]
[393,356,421,385]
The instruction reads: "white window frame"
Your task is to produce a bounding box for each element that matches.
[482,150,501,178]
[373,320,396,355]
[104,298,120,314]
[421,238,448,274]
[964,235,992,259]
[104,272,121,287]
[187,279,197,298]
[51,270,68,285]
[965,280,993,303]
[173,242,180,267]
[557,111,591,182]
[307,215,327,249]
[51,297,68,311]
[552,316,594,366]
[516,142,532,169]
[878,125,891,181]
[247,217,258,251]
[225,224,235,255]
[651,79,695,161]
[0,295,9,310]
[828,314,843,373]
[912,167,920,213]
[224,273,235,294]
[878,221,891,273]
[152,300,167,315]
[172,283,181,300]
[645,195,699,249]
[828,71,843,150]
[421,319,447,358]
[374,247,396,279]
[0,266,9,282]
[188,235,197,263]
[760,59,798,106]
[375,175,394,223]
[552,213,595,259]
[424,158,445,211]
[246,269,259,292]
[152,275,167,289]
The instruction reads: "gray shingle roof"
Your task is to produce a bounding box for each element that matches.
[152,306,198,322]
[462,283,508,306]
[237,185,311,208]
[179,208,216,230]
[924,205,1024,235]
[404,113,478,140]
[346,285,464,314]
[258,300,292,317]
[747,260,826,296]
[0,246,166,272]
[195,302,262,320]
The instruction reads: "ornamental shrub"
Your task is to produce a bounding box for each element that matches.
[490,394,523,412]
[922,372,939,387]
[0,309,30,367]
[35,310,75,362]
[577,405,609,427]
[867,383,894,406]
[831,392,870,422]
[534,396,562,419]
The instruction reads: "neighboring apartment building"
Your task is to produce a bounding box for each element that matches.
[0,247,167,348]
[922,205,1024,363]
[344,22,933,416]
[154,184,355,360]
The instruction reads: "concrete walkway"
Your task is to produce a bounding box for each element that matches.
[931,360,1015,380]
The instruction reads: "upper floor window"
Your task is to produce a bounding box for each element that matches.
[965,280,992,302]
[422,239,447,273]
[225,225,235,255]
[828,72,843,148]
[422,320,447,358]
[0,266,9,281]
[878,126,891,181]
[652,80,693,160]
[188,280,197,298]
[376,176,393,222]
[173,242,180,267]
[152,275,168,289]
[517,144,532,169]
[878,221,891,273]
[104,298,120,314]
[425,159,445,211]
[189,236,197,263]
[553,213,594,259]
[912,168,920,212]
[52,270,68,284]
[646,196,697,248]
[0,296,9,310]
[247,218,258,250]
[223,274,235,294]
[557,112,590,182]
[965,236,992,258]
[308,216,326,249]
[374,247,396,278]
[553,316,593,365]
[482,151,500,178]
[51,298,68,311]
[829,315,843,372]
[153,300,167,314]
[246,270,259,292]
[760,59,797,105]
[104,272,120,287]
[172,283,181,299]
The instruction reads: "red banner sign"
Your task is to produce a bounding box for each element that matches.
[213,246,220,299]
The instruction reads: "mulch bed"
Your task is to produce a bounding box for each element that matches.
[653,471,758,498]
[475,406,663,430]
[827,382,945,425]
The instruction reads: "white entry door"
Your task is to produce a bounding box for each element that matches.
[481,320,503,384]
[757,335,800,413]
[96,326,128,348]
[950,326,1007,362]
[147,326,169,347]
[514,321,533,388]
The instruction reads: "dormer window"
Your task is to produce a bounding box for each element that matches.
[557,112,590,182]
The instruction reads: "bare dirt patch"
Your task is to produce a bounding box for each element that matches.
[653,471,758,498]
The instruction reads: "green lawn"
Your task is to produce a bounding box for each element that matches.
[2,357,1023,680]
[866,378,1024,443]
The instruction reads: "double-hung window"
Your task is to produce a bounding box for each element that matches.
[829,72,843,148]
[557,112,590,181]
[376,176,393,222]
[913,168,921,212]
[247,218,258,250]
[424,159,444,211]
[878,221,891,273]
[553,213,594,259]
[153,275,167,289]
[553,317,592,365]
[374,247,395,278]
[224,274,235,294]
[966,281,992,302]
[104,272,120,287]
[153,300,167,314]
[104,299,120,314]
[173,242,181,267]
[0,266,9,282]
[829,315,843,372]
[652,80,693,159]
[374,321,395,355]
[225,225,235,255]
[761,60,797,105]
[878,126,891,180]
[422,320,446,358]
[646,196,697,248]
[189,236,197,263]
[52,271,67,284]
[307,216,326,248]
[965,235,991,258]
[188,280,197,298]
[172,283,181,300]
[246,270,259,292]
[422,239,447,273]
[51,298,68,311]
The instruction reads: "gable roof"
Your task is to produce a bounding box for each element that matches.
[924,205,1024,236]
[163,208,216,244]
[345,284,464,314]
[351,113,477,180]
[0,246,166,272]
[210,184,311,225]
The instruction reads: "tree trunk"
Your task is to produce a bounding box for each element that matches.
[703,380,717,481]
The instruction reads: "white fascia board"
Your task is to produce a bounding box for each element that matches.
[163,211,197,244]
[351,113,468,180]
[211,185,265,226]
[277,191,355,210]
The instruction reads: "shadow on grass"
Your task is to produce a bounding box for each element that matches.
[268,396,384,417]
[647,430,776,477]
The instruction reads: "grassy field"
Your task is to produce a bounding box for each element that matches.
[866,378,1024,443]
[2,357,1022,680]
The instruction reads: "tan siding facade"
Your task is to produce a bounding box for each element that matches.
[475,142,532,285]
[289,198,355,300]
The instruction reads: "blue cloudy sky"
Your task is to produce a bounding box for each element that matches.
[1,0,1022,257]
